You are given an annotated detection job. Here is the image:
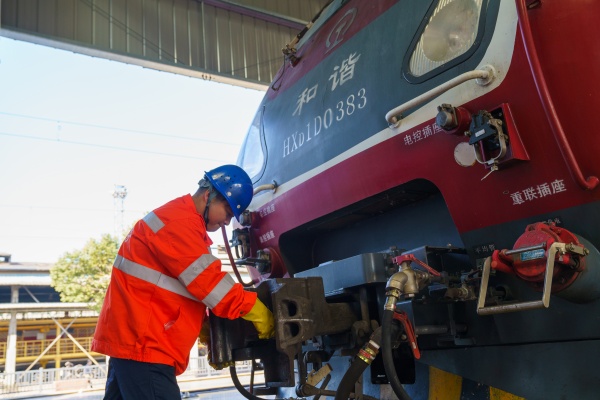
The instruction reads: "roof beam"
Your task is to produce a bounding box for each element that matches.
[200,0,307,31]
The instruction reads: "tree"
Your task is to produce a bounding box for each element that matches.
[50,234,119,312]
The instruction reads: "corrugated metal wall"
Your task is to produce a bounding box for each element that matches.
[0,0,329,88]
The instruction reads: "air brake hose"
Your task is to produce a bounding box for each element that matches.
[334,358,368,400]
[382,309,412,400]
[230,365,284,400]
[334,327,382,400]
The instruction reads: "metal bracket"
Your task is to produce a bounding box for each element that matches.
[307,363,332,386]
[477,242,567,315]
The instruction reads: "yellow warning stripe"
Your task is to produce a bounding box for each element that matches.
[428,366,526,400]
[429,366,462,400]
[490,387,526,400]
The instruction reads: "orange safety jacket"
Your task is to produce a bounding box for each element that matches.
[92,194,257,375]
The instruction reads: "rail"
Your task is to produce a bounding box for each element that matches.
[384,65,495,125]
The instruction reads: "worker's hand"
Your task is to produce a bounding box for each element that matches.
[241,298,275,339]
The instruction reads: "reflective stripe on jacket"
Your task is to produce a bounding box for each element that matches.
[92,194,257,375]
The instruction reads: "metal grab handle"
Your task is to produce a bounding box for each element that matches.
[385,65,495,126]
[253,180,278,195]
[476,242,566,315]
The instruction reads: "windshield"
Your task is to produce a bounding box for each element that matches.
[237,106,265,181]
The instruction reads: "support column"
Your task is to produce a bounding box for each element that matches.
[55,321,62,370]
[4,285,19,386]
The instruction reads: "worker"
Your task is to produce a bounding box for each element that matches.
[92,164,274,399]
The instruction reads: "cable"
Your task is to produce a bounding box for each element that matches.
[77,0,168,60]
[0,204,145,212]
[0,234,97,240]
[0,131,232,162]
[0,111,240,146]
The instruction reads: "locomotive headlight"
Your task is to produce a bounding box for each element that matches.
[409,0,483,77]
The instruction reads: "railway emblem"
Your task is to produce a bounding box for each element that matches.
[326,8,357,52]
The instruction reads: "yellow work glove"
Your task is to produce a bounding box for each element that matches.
[199,319,210,349]
[241,298,275,339]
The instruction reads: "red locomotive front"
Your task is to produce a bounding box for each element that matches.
[215,1,600,399]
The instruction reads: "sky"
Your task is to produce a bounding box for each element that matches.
[0,36,266,263]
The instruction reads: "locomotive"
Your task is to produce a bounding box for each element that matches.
[209,1,600,399]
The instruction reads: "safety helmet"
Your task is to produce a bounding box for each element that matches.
[204,165,253,220]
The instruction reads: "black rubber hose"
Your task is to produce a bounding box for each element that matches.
[382,309,412,400]
[229,365,284,400]
[334,356,369,400]
[334,328,382,400]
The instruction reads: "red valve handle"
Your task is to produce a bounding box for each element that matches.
[392,311,421,359]
[393,254,441,277]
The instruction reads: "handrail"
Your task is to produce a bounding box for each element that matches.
[253,180,278,195]
[0,337,97,361]
[516,0,598,190]
[385,65,495,125]
[477,243,559,315]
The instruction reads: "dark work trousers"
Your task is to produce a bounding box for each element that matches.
[104,357,181,400]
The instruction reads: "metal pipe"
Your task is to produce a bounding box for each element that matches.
[516,0,598,190]
[414,324,467,335]
[504,243,545,255]
[478,300,545,315]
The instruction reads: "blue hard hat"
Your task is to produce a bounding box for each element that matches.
[205,165,253,220]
